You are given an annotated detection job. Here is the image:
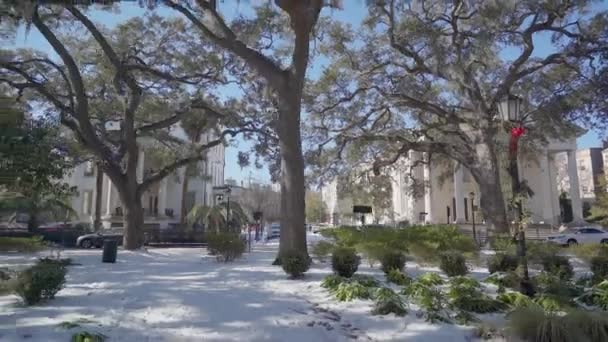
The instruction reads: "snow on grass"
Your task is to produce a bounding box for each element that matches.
[1,237,476,342]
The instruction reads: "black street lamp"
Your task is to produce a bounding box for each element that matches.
[468,192,477,245]
[498,94,534,297]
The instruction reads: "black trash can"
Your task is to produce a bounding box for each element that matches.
[102,240,118,263]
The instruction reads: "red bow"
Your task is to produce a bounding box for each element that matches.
[509,126,525,156]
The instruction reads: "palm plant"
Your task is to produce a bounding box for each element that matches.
[187,201,249,233]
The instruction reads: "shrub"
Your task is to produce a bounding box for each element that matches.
[371,287,407,316]
[497,292,536,309]
[15,262,66,305]
[533,272,583,299]
[439,251,468,277]
[356,241,386,267]
[399,225,478,263]
[577,280,608,310]
[311,241,334,262]
[351,274,380,288]
[484,271,520,291]
[332,281,371,301]
[487,253,518,274]
[331,247,360,278]
[0,236,46,252]
[507,307,608,342]
[321,274,345,291]
[448,277,505,313]
[473,323,503,340]
[38,257,73,267]
[206,233,245,262]
[489,235,514,253]
[541,255,574,280]
[571,244,608,263]
[417,272,445,286]
[527,241,560,265]
[71,331,107,342]
[386,269,411,286]
[590,255,608,284]
[402,275,450,323]
[380,250,406,274]
[281,250,311,279]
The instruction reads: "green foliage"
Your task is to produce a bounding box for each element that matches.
[379,249,406,274]
[541,255,574,280]
[331,247,360,278]
[489,235,514,253]
[311,240,334,262]
[281,250,311,279]
[0,236,46,252]
[571,244,608,263]
[534,272,583,299]
[321,274,345,291]
[205,233,245,262]
[484,271,521,290]
[355,241,386,267]
[351,274,380,288]
[305,191,328,223]
[497,292,536,309]
[526,241,561,265]
[386,269,411,286]
[439,251,468,277]
[332,281,372,301]
[71,331,107,342]
[578,280,608,310]
[487,253,518,274]
[590,255,608,284]
[507,307,608,342]
[371,287,407,316]
[188,202,249,234]
[472,323,503,340]
[15,261,66,305]
[402,273,450,323]
[448,276,506,313]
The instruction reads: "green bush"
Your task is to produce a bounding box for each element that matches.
[487,253,518,274]
[311,241,334,262]
[402,274,450,323]
[380,250,406,274]
[571,244,608,263]
[15,262,66,305]
[399,225,478,263]
[533,272,583,299]
[439,251,468,277]
[206,233,245,262]
[577,280,608,310]
[497,292,536,309]
[527,241,560,265]
[71,331,106,342]
[0,236,46,252]
[371,287,407,316]
[484,271,520,291]
[489,235,514,253]
[331,247,360,278]
[541,255,574,280]
[332,281,372,301]
[507,307,608,342]
[448,277,505,313]
[351,274,380,288]
[281,250,311,279]
[386,269,411,286]
[321,274,345,291]
[590,255,608,284]
[356,241,387,267]
[417,272,445,286]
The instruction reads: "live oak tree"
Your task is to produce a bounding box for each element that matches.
[160,0,343,259]
[1,4,249,249]
[307,0,608,233]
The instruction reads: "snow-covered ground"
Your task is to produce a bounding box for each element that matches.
[1,236,477,342]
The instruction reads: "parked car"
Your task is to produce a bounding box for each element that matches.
[77,230,123,248]
[547,227,608,246]
[37,222,88,247]
[267,224,281,240]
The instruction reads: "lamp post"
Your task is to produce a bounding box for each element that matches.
[468,192,477,245]
[497,94,534,297]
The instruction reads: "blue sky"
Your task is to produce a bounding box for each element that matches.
[8,1,605,183]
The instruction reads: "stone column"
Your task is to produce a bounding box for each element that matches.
[540,152,555,224]
[158,178,168,217]
[105,176,113,216]
[136,150,144,184]
[567,150,584,223]
[550,155,561,225]
[454,163,466,223]
[423,153,433,223]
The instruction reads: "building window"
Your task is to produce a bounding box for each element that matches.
[82,190,93,215]
[464,198,468,221]
[582,186,589,193]
[84,161,94,177]
[148,195,158,215]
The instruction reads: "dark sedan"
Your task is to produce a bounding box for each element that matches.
[76,230,123,248]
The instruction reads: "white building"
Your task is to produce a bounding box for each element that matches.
[556,148,605,211]
[390,137,584,227]
[63,125,225,229]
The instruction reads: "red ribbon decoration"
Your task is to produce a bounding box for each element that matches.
[509,126,526,157]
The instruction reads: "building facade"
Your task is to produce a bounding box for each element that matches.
[390,137,584,227]
[63,126,225,229]
[556,148,605,210]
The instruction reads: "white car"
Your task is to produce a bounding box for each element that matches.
[547,227,608,246]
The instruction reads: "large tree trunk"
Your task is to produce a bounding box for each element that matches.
[93,163,103,231]
[277,101,308,259]
[119,178,145,249]
[470,141,510,234]
[180,167,190,225]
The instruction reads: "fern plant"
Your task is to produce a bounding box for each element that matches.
[321,274,345,291]
[351,274,380,288]
[386,269,411,286]
[448,276,505,313]
[417,272,445,286]
[371,287,407,316]
[577,280,608,310]
[402,276,450,323]
[332,281,372,301]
